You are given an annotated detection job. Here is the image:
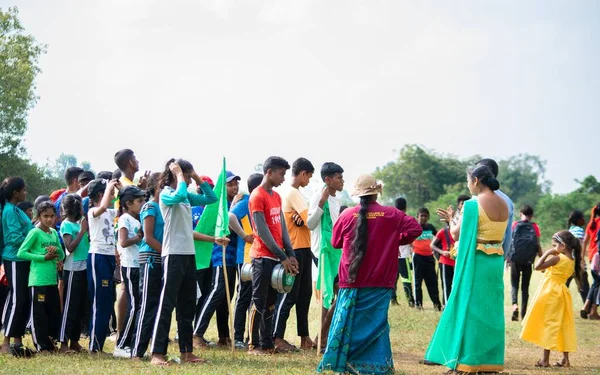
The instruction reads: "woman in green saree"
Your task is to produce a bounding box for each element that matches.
[424,165,509,373]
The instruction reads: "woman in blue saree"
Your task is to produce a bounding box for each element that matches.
[317,174,422,374]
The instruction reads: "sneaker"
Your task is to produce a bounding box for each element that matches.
[408,300,415,308]
[234,340,248,350]
[511,308,519,322]
[113,346,131,358]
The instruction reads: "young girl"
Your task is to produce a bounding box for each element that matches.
[1,177,33,354]
[131,173,164,360]
[150,159,216,366]
[114,185,145,358]
[520,230,580,368]
[17,201,64,353]
[566,210,591,309]
[58,194,89,353]
[86,178,121,353]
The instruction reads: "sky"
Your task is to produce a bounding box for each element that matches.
[8,0,600,196]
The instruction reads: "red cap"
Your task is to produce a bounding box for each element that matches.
[200,175,214,187]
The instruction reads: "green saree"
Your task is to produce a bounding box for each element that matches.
[424,199,505,373]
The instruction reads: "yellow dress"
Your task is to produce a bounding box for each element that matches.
[520,254,577,352]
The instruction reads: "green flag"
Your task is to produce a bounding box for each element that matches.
[194,157,230,270]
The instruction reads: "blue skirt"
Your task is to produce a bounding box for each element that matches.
[317,287,394,375]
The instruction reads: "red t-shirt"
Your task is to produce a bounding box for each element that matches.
[585,218,600,261]
[332,202,423,289]
[412,223,437,256]
[434,228,456,266]
[249,187,283,259]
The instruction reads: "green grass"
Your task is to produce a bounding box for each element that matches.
[2,269,599,374]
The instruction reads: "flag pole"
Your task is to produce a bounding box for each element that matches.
[222,244,235,353]
[317,252,325,354]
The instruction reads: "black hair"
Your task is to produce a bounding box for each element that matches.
[78,171,95,183]
[457,195,471,205]
[145,172,162,201]
[114,149,135,171]
[555,230,582,281]
[395,197,407,211]
[35,200,56,216]
[417,207,430,216]
[65,167,84,185]
[339,205,348,214]
[520,204,534,217]
[590,203,600,231]
[61,194,83,222]
[292,157,315,176]
[160,158,194,189]
[113,169,122,180]
[468,165,500,191]
[348,195,373,283]
[96,171,113,180]
[247,173,263,194]
[262,156,290,174]
[476,158,499,178]
[0,177,26,209]
[320,162,344,181]
[118,194,137,216]
[17,201,33,212]
[568,210,585,228]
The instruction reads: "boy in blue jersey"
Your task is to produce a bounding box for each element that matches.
[193,171,242,348]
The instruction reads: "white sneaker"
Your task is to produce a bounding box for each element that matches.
[113,346,131,358]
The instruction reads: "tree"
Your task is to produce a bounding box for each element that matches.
[50,153,93,180]
[374,145,471,208]
[0,7,46,154]
[575,175,600,195]
[497,154,550,209]
[0,153,62,201]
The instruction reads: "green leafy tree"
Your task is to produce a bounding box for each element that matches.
[497,154,550,210]
[575,175,600,195]
[50,153,92,179]
[0,154,62,201]
[0,7,46,154]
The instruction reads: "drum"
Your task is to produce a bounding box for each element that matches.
[239,263,295,294]
[240,263,253,283]
[271,264,295,294]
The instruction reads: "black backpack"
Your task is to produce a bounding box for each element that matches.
[509,221,538,264]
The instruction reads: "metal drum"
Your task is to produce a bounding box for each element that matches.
[271,264,295,294]
[240,263,295,294]
[240,263,253,283]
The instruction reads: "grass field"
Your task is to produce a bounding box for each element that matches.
[1,269,599,375]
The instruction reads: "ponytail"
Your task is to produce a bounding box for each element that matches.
[348,196,370,283]
[159,158,194,189]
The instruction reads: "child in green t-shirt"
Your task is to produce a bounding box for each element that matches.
[17,201,64,353]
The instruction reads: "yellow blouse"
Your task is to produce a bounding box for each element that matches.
[475,203,508,256]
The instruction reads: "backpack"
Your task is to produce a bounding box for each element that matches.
[509,221,538,264]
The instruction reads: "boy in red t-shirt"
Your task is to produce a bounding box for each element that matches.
[247,157,298,355]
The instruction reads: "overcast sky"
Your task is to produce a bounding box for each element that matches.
[9,0,600,196]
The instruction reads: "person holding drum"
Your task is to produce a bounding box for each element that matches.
[247,156,299,355]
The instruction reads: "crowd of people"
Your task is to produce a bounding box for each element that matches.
[0,150,598,374]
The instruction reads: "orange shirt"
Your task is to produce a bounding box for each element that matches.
[249,187,283,259]
[585,218,600,261]
[282,187,311,249]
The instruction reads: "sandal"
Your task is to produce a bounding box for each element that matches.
[511,308,519,322]
[535,360,549,367]
[580,309,589,319]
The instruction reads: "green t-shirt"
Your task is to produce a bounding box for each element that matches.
[17,227,64,287]
[60,220,90,270]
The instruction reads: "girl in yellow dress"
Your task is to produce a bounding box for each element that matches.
[520,230,582,368]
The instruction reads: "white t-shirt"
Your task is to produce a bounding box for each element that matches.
[88,208,118,256]
[399,244,412,259]
[117,213,141,268]
[307,193,341,259]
